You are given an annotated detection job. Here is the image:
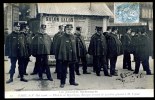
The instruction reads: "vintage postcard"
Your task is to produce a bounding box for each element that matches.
[4,2,154,98]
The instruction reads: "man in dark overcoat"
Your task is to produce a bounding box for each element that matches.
[55,24,79,88]
[108,27,122,76]
[22,23,32,75]
[133,28,152,75]
[88,26,111,77]
[103,27,112,69]
[74,26,91,75]
[31,24,53,81]
[53,25,64,79]
[5,22,28,83]
[122,27,134,71]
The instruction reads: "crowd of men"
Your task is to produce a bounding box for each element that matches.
[5,22,153,88]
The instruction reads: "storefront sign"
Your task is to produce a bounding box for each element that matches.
[44,15,74,36]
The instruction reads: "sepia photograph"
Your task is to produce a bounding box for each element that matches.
[4,2,154,98]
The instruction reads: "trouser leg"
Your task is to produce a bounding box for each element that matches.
[69,62,75,84]
[123,51,128,69]
[142,58,151,74]
[36,56,43,78]
[10,57,18,78]
[75,57,80,74]
[42,55,52,79]
[18,57,25,79]
[60,61,67,84]
[81,56,87,73]
[94,56,100,75]
[134,58,141,74]
[101,56,109,75]
[110,56,117,75]
[57,60,62,79]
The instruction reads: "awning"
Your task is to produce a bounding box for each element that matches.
[37,3,114,17]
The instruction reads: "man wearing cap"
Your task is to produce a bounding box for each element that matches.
[22,23,32,75]
[53,25,64,79]
[5,22,28,83]
[108,27,122,76]
[103,27,112,69]
[121,27,134,71]
[74,26,91,75]
[133,28,152,75]
[88,26,111,77]
[55,24,79,88]
[31,24,53,81]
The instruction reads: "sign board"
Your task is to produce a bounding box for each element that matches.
[44,15,74,36]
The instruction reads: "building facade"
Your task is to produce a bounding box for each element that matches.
[4,3,19,33]
[28,3,113,40]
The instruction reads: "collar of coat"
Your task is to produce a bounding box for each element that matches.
[12,31,22,34]
[74,33,81,36]
[95,32,102,36]
[38,32,47,35]
[64,33,72,37]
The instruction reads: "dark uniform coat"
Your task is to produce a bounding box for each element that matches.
[24,31,32,57]
[135,34,151,61]
[52,32,64,55]
[88,33,107,56]
[55,33,77,62]
[5,31,28,57]
[31,32,53,57]
[108,33,122,58]
[103,32,111,57]
[130,34,139,54]
[121,33,131,52]
[74,33,87,57]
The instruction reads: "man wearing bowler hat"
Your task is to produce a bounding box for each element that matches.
[55,24,79,88]
[88,26,111,77]
[31,24,53,81]
[5,22,28,83]
[74,26,91,75]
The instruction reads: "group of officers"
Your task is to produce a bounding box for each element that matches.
[5,22,153,88]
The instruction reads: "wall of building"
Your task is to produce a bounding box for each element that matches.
[39,14,109,40]
[4,3,19,33]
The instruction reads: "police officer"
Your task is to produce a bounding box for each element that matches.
[88,26,111,77]
[5,22,28,83]
[53,25,64,79]
[55,24,79,88]
[108,27,122,76]
[133,28,152,75]
[22,23,32,75]
[130,30,137,62]
[31,24,53,81]
[122,27,134,71]
[74,26,91,75]
[103,27,112,69]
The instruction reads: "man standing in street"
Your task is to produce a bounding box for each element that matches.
[108,27,122,76]
[5,22,28,83]
[88,26,111,77]
[122,27,134,71]
[53,25,64,79]
[55,24,79,88]
[103,27,112,69]
[22,23,32,75]
[133,28,153,75]
[31,24,53,81]
[74,26,91,75]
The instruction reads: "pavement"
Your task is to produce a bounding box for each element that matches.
[4,55,154,91]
